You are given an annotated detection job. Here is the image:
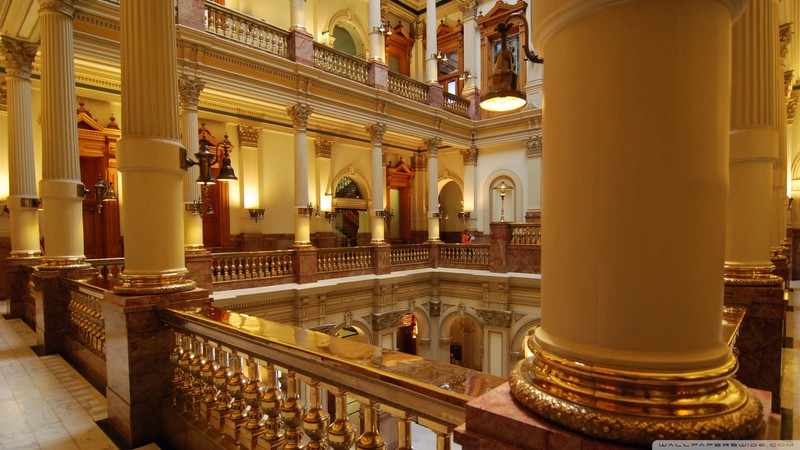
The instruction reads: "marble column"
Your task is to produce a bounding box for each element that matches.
[425,0,438,83]
[509,0,762,445]
[459,0,480,87]
[426,137,441,241]
[368,123,387,243]
[288,104,313,246]
[38,0,87,268]
[1,38,40,257]
[368,0,382,61]
[460,144,478,230]
[289,0,306,30]
[115,0,194,294]
[178,76,205,251]
[524,134,542,222]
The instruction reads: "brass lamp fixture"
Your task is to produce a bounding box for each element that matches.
[298,202,318,217]
[377,20,392,36]
[433,50,448,61]
[248,208,265,222]
[376,207,394,222]
[81,175,117,213]
[479,11,543,112]
[183,136,238,186]
[458,210,471,224]
[493,180,513,222]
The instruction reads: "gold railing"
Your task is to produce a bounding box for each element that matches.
[390,244,432,267]
[313,43,370,85]
[444,92,470,118]
[88,257,125,280]
[159,306,504,450]
[388,72,428,104]
[67,285,106,357]
[440,244,490,266]
[212,251,294,282]
[317,247,373,273]
[204,1,289,58]
[510,223,542,245]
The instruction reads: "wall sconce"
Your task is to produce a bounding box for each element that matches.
[432,205,448,220]
[248,208,265,222]
[185,198,203,215]
[182,136,238,186]
[458,70,475,81]
[432,50,448,61]
[480,11,543,112]
[376,208,394,222]
[377,21,392,36]
[493,180,513,222]
[458,210,471,224]
[80,176,117,213]
[298,202,318,217]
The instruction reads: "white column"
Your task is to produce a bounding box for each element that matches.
[524,134,542,220]
[178,76,205,251]
[368,123,387,243]
[368,0,382,62]
[460,0,480,90]
[115,0,194,293]
[510,0,762,444]
[460,144,478,230]
[426,137,441,241]
[288,104,312,245]
[289,0,306,31]
[425,0,438,83]
[38,0,86,267]
[1,38,40,257]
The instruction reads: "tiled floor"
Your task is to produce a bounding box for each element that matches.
[0,290,796,449]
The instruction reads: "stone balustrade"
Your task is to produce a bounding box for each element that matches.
[211,251,295,283]
[313,43,370,85]
[204,1,289,58]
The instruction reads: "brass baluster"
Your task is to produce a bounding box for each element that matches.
[199,342,220,424]
[355,398,386,450]
[224,351,250,442]
[281,371,306,449]
[257,363,286,449]
[187,337,207,419]
[169,332,185,406]
[301,379,329,449]
[240,357,266,449]
[178,335,197,412]
[210,347,234,434]
[327,389,355,450]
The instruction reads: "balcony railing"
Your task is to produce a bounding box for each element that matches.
[211,251,295,283]
[159,305,505,450]
[388,72,428,104]
[510,223,541,245]
[439,244,490,267]
[444,92,471,117]
[204,1,289,58]
[313,43,370,85]
[317,246,373,274]
[390,244,431,268]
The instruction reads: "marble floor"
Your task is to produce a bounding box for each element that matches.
[0,289,796,450]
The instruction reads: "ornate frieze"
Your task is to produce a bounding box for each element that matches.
[177,76,205,109]
[459,0,479,21]
[0,38,38,80]
[287,103,313,130]
[366,122,387,144]
[788,97,799,125]
[475,308,513,328]
[315,138,332,158]
[780,23,793,63]
[460,145,479,165]
[425,137,441,157]
[39,0,74,17]
[237,124,260,148]
[525,135,542,158]
[371,309,407,331]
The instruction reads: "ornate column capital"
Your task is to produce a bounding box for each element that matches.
[0,38,39,80]
[237,123,260,148]
[525,135,543,158]
[288,103,313,130]
[460,145,479,166]
[177,76,205,110]
[366,122,387,144]
[38,0,74,17]
[475,308,513,328]
[459,0,479,21]
[785,70,794,98]
[0,77,6,112]
[414,153,428,171]
[424,136,441,157]
[788,97,799,125]
[780,22,793,64]
[411,19,425,40]
[315,137,333,158]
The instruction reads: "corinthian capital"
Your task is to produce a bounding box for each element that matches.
[780,23,793,64]
[460,145,478,165]
[366,123,387,144]
[238,124,260,148]
[315,138,333,158]
[288,103,313,130]
[177,76,205,110]
[424,137,441,157]
[459,0,479,21]
[411,20,425,40]
[525,135,542,158]
[38,0,74,17]
[0,38,38,80]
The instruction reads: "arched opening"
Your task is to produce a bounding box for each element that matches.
[490,176,516,223]
[333,176,367,247]
[334,325,370,344]
[396,312,417,355]
[438,179,464,243]
[332,21,366,59]
[448,315,481,370]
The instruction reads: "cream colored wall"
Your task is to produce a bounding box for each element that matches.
[475,143,527,230]
[0,111,9,237]
[260,129,299,234]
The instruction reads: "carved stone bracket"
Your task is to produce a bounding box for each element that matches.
[371,309,408,331]
[237,123,260,148]
[475,308,513,328]
[315,138,332,158]
[525,134,542,158]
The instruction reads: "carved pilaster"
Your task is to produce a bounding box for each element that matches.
[39,0,74,18]
[525,135,542,158]
[414,153,428,171]
[424,137,441,157]
[785,70,794,98]
[237,124,260,148]
[788,97,799,125]
[0,38,39,80]
[411,20,425,40]
[459,0,479,21]
[288,103,313,130]
[780,22,793,64]
[315,138,332,158]
[460,145,478,166]
[177,76,205,110]
[366,122,387,144]
[475,308,513,328]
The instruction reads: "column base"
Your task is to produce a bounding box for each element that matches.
[113,273,197,295]
[724,264,783,286]
[38,257,91,270]
[508,341,762,446]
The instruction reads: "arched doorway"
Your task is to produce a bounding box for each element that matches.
[333,176,368,247]
[386,159,415,243]
[448,315,481,370]
[438,179,464,243]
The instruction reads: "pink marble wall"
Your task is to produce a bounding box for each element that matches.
[427,84,444,109]
[175,0,206,30]
[293,246,318,284]
[289,30,314,67]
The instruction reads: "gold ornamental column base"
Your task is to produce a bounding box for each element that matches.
[724,264,783,286]
[509,341,763,447]
[113,273,197,295]
[37,257,91,270]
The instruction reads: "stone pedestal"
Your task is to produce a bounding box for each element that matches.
[427,84,443,109]
[489,222,510,273]
[32,266,95,354]
[373,242,391,275]
[369,61,389,91]
[462,87,482,121]
[289,29,313,66]
[185,249,212,292]
[293,246,318,284]
[6,258,39,321]
[102,288,211,447]
[454,384,780,450]
[724,284,786,413]
[175,0,204,30]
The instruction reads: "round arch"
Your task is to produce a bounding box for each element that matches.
[412,306,430,339]
[482,169,524,229]
[332,318,373,345]
[326,10,368,59]
[510,319,540,356]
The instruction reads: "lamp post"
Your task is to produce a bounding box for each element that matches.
[494,180,513,222]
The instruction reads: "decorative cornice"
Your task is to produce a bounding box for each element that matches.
[424,137,441,157]
[788,98,799,125]
[780,23,793,63]
[460,145,478,165]
[237,124,260,148]
[39,0,74,17]
[475,308,513,328]
[525,135,542,158]
[287,103,313,130]
[371,309,407,331]
[459,0,479,21]
[177,76,205,110]
[0,38,38,80]
[366,122,387,144]
[315,138,333,158]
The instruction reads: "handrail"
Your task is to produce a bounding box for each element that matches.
[510,222,542,245]
[388,71,428,104]
[204,1,289,57]
[390,244,431,266]
[211,250,295,282]
[444,92,471,118]
[317,246,372,273]
[439,244,490,266]
[313,42,370,85]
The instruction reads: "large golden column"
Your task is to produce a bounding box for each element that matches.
[510,0,762,445]
[289,104,313,246]
[38,0,87,268]
[114,0,194,294]
[178,76,205,251]
[1,38,40,258]
[425,137,441,241]
[368,123,387,243]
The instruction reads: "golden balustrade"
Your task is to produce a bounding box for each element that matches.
[317,247,373,273]
[87,257,125,281]
[159,305,504,450]
[388,72,428,104]
[443,92,471,118]
[390,244,431,267]
[211,251,294,282]
[439,244,490,267]
[67,288,106,357]
[509,223,542,245]
[313,43,370,85]
[204,1,289,57]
